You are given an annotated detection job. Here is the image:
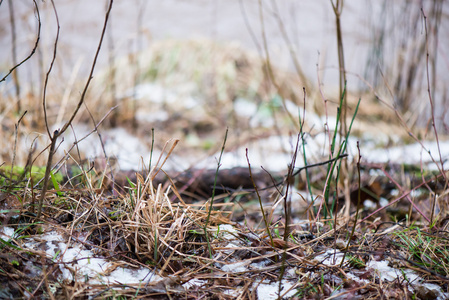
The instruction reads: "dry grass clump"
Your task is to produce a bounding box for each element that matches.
[116,171,233,273]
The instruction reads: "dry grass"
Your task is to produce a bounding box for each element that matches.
[0,139,448,298]
[1,3,448,297]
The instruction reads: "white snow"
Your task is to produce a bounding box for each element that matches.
[345,272,370,284]
[256,280,297,300]
[251,259,271,270]
[221,260,249,273]
[0,226,16,239]
[366,260,447,298]
[217,224,238,240]
[128,83,199,109]
[182,278,207,289]
[57,123,184,171]
[234,98,258,118]
[22,232,162,285]
[367,260,418,282]
[362,140,449,170]
[314,249,347,266]
[199,135,298,172]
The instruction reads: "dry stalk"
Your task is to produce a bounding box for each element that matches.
[341,141,362,268]
[421,8,447,185]
[278,132,301,296]
[7,0,21,112]
[330,0,348,138]
[204,128,228,258]
[246,149,274,248]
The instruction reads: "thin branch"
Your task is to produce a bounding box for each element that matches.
[421,8,447,184]
[36,0,114,218]
[0,0,41,84]
[42,0,60,137]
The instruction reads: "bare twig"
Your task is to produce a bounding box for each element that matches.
[1,0,41,84]
[278,132,301,295]
[36,0,114,218]
[10,111,27,182]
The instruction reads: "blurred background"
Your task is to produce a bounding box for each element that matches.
[0,0,448,171]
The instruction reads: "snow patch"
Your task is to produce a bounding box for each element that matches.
[183,278,207,289]
[217,224,238,240]
[367,260,447,298]
[56,124,184,171]
[256,280,297,300]
[221,260,249,273]
[22,232,162,285]
[314,249,346,266]
[0,226,16,239]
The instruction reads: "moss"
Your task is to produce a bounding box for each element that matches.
[0,165,63,188]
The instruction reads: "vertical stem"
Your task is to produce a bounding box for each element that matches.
[106,1,117,126]
[246,149,274,247]
[340,141,362,268]
[421,7,447,186]
[36,131,58,218]
[8,0,21,112]
[331,0,349,210]
[331,0,347,140]
[204,128,228,258]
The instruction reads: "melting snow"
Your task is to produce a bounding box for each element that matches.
[57,123,185,171]
[20,232,162,285]
[362,140,449,170]
[251,259,271,270]
[182,278,207,289]
[0,226,16,239]
[221,261,249,273]
[367,260,418,282]
[256,280,297,300]
[217,224,238,240]
[52,106,449,174]
[365,260,448,299]
[314,249,347,266]
[58,245,161,285]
